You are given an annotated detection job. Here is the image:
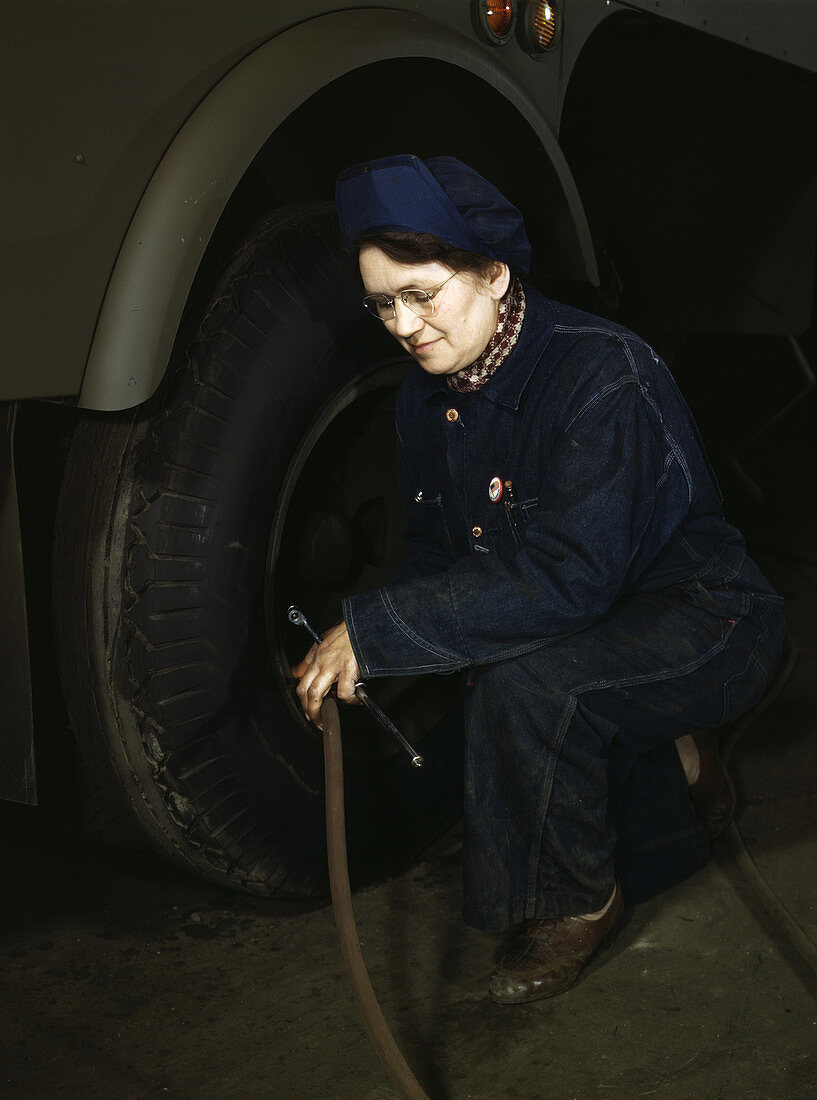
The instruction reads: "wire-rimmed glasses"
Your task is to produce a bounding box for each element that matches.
[362,271,459,322]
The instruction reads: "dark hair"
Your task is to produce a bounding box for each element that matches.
[353,230,505,285]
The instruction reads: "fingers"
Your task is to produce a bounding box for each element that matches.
[300,669,335,728]
[291,641,318,680]
[292,623,360,728]
[334,663,360,704]
[294,655,330,728]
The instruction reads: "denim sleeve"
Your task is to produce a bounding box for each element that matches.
[343,377,691,677]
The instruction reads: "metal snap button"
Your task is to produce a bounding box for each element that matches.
[472,526,483,537]
[445,408,459,422]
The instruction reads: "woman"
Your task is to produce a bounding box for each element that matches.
[293,154,785,1004]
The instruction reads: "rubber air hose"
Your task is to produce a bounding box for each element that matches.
[320,696,430,1100]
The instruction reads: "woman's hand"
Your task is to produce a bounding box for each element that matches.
[291,621,361,729]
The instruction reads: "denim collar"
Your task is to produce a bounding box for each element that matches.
[416,285,555,411]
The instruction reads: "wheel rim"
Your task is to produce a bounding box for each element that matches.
[264,357,456,762]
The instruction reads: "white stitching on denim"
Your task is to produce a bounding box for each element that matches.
[663,427,694,505]
[571,616,740,695]
[655,451,675,490]
[563,376,639,433]
[525,694,576,910]
[379,588,464,662]
[678,533,744,583]
[721,597,773,726]
[359,662,453,674]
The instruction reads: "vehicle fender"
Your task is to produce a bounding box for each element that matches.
[78,8,598,411]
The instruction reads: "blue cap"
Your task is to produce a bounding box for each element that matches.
[335,154,532,276]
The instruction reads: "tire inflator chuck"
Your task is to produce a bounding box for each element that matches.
[287,605,423,766]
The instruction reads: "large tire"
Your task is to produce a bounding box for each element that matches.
[53,206,462,897]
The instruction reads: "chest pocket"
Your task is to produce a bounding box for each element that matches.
[476,494,539,551]
[412,489,456,557]
[498,494,539,548]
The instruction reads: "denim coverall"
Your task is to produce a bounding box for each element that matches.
[343,287,785,932]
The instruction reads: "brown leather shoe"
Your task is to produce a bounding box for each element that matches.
[688,729,737,839]
[489,883,624,1004]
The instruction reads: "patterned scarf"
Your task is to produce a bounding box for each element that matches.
[447,278,526,393]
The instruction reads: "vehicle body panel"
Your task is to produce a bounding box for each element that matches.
[615,0,817,74]
[78,8,597,411]
[1,1,566,405]
[2,0,816,803]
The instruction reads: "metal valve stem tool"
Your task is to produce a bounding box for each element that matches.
[287,604,424,767]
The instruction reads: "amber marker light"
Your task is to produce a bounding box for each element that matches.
[474,0,516,45]
[525,0,561,52]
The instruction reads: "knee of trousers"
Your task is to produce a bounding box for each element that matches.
[465,651,573,731]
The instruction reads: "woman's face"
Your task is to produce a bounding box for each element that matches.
[358,245,510,376]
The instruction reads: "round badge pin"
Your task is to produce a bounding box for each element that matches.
[488,477,503,502]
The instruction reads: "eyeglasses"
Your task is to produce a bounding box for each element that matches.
[362,271,459,321]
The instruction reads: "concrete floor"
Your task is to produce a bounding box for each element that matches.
[3,527,816,1099]
[2,688,816,1100]
[1,820,816,1100]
